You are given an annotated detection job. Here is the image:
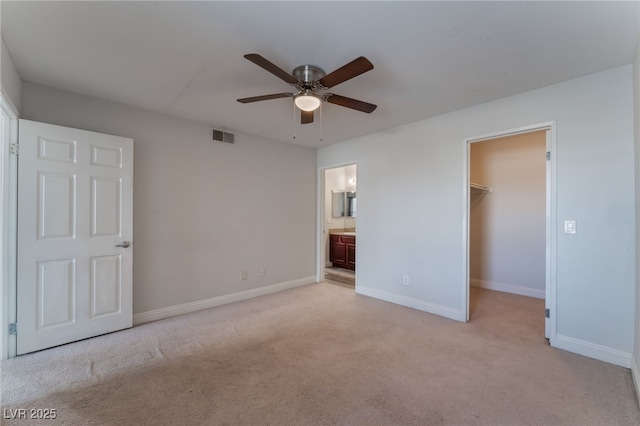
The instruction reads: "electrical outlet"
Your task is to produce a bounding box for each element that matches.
[240,271,248,281]
[402,275,410,286]
[259,268,266,277]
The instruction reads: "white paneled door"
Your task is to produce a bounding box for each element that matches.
[17,120,133,355]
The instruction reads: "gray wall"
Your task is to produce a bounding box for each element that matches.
[470,131,546,298]
[1,37,20,113]
[318,65,635,366]
[21,82,317,315]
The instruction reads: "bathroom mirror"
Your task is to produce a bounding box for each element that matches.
[332,191,356,218]
[332,191,345,217]
[346,191,356,217]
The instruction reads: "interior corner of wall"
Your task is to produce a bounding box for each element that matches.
[1,39,22,116]
[0,87,19,117]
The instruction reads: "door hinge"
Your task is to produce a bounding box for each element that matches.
[546,151,550,161]
[545,308,550,319]
[8,323,17,335]
[9,143,19,156]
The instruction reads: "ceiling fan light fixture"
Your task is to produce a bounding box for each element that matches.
[294,92,321,112]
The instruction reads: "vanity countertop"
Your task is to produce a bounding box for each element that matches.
[329,228,356,236]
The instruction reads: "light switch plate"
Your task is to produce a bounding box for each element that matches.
[564,220,577,234]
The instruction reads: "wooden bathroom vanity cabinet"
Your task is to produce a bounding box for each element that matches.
[329,233,356,271]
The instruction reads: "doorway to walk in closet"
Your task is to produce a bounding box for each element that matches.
[323,164,357,287]
[466,128,552,340]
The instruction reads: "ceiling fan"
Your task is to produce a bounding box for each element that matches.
[237,54,377,125]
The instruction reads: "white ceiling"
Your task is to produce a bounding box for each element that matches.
[2,1,639,148]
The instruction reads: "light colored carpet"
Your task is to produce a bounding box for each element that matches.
[1,283,639,425]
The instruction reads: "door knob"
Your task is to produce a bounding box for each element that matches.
[116,241,131,248]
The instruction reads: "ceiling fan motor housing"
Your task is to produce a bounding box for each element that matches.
[293,65,326,84]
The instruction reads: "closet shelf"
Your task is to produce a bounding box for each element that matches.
[470,182,490,193]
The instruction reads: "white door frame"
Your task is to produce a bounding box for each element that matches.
[1,92,19,360]
[316,162,357,288]
[462,121,556,342]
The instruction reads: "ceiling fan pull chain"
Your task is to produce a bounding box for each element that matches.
[292,102,297,140]
[319,104,323,143]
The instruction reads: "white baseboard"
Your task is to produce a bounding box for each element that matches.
[632,356,640,408]
[356,286,465,322]
[553,334,632,368]
[133,276,316,325]
[470,278,545,299]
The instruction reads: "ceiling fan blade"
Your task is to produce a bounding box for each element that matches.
[244,54,298,85]
[318,56,373,88]
[301,110,314,125]
[237,93,293,103]
[325,94,377,113]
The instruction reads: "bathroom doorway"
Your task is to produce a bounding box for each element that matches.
[320,163,357,287]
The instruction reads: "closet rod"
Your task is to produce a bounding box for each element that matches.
[470,182,490,193]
